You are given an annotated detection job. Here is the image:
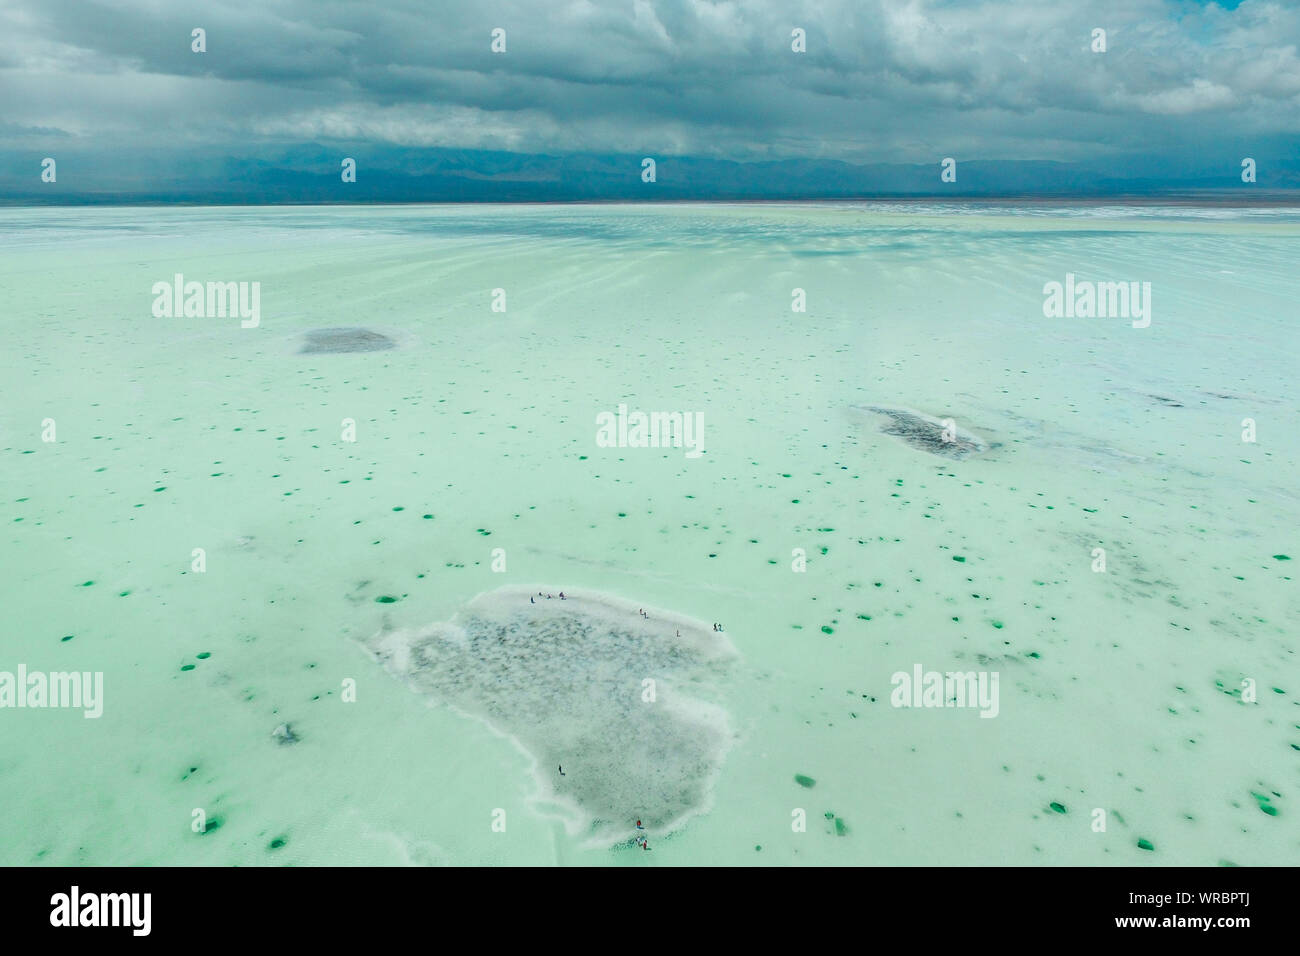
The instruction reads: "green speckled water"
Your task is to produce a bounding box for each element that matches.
[1,203,1295,865]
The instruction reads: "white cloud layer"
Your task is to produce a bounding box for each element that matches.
[0,0,1296,161]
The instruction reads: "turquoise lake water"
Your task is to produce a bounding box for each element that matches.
[1,203,1296,865]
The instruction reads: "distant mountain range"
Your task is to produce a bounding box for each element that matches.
[3,145,1298,204]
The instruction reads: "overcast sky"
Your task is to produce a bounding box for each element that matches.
[1,0,1296,182]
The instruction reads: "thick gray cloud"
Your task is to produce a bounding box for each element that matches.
[0,0,1296,165]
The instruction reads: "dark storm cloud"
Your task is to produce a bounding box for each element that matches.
[0,0,1297,187]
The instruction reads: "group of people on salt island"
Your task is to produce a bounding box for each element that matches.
[556,762,653,851]
[534,592,735,854]
[526,593,725,636]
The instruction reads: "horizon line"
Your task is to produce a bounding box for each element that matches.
[5,192,1300,211]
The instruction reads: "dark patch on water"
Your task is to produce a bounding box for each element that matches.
[272,723,300,745]
[856,406,995,461]
[1145,394,1184,408]
[1250,791,1279,816]
[299,328,397,354]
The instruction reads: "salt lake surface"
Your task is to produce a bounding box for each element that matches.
[0,202,1295,865]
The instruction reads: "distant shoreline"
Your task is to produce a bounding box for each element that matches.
[4,193,1300,210]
